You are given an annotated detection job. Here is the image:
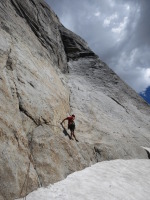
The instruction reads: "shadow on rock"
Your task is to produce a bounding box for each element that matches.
[60,124,71,140]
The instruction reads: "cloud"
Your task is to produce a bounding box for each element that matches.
[46,0,150,93]
[110,47,150,92]
[103,13,118,27]
[111,16,128,34]
[94,12,101,17]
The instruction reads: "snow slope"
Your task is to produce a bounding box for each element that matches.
[17,159,150,200]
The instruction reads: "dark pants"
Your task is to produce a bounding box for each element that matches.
[68,123,75,131]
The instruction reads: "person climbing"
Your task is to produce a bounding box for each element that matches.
[61,114,78,142]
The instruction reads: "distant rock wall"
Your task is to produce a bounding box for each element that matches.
[0,0,150,199]
[60,21,150,160]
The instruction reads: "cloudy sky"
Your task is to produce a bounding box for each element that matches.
[46,0,150,93]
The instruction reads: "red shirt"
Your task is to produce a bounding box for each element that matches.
[65,116,74,125]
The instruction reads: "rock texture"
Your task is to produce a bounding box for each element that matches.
[0,0,150,199]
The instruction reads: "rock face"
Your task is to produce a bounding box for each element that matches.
[0,0,150,199]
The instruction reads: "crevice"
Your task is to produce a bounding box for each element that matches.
[13,79,38,126]
[10,0,25,18]
[79,51,96,58]
[28,81,35,88]
[4,48,13,70]
[31,5,56,55]
[142,147,150,159]
[27,132,42,187]
[17,77,25,84]
[13,130,20,147]
[110,97,129,114]
[4,66,42,188]
[28,0,36,7]
[13,80,20,101]
[19,104,38,126]
[14,77,50,128]
[10,0,55,55]
[40,116,49,125]
[145,150,150,159]
[1,22,10,34]
[94,146,101,162]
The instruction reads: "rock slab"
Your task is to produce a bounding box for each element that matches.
[0,0,150,199]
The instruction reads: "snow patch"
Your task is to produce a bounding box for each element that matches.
[17,159,150,200]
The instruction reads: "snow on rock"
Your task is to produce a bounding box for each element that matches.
[17,159,150,200]
[141,146,150,153]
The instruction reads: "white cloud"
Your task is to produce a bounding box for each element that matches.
[111,16,128,34]
[103,18,111,27]
[125,4,130,11]
[144,68,150,85]
[133,68,150,93]
[110,48,150,92]
[103,13,118,27]
[94,11,101,17]
[108,0,115,7]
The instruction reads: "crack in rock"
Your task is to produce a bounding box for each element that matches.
[110,97,129,114]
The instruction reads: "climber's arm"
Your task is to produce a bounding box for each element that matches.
[61,117,68,124]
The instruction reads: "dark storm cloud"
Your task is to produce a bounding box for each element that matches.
[46,0,150,93]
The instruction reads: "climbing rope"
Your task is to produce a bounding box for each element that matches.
[20,133,42,199]
[20,154,31,200]
[45,122,62,129]
[19,122,65,199]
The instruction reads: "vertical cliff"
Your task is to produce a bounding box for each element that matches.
[0,0,150,199]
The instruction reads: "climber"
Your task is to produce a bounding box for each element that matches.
[61,114,79,142]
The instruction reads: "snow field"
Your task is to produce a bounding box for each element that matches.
[17,159,150,200]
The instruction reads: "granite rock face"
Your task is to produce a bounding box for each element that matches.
[0,0,150,199]
[60,21,150,160]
